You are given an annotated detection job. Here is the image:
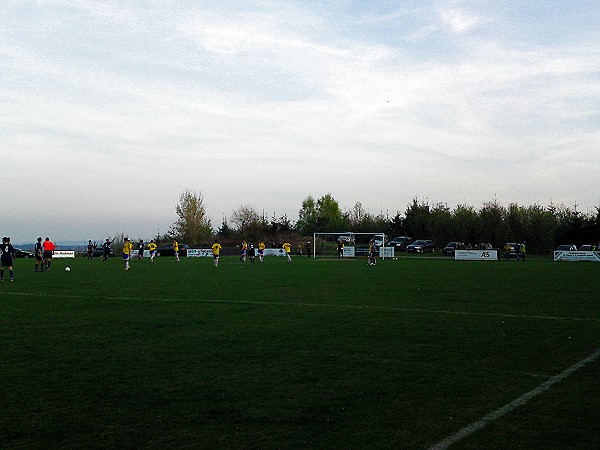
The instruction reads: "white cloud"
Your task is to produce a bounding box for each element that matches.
[439,8,480,33]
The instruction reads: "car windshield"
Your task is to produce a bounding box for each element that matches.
[411,240,426,245]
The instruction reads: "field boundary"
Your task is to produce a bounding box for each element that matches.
[428,348,600,449]
[4,291,600,323]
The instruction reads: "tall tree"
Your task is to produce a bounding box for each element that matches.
[316,194,346,231]
[231,205,268,240]
[403,197,430,238]
[170,190,212,244]
[296,195,318,235]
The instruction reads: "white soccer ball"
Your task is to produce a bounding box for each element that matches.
[65,267,71,272]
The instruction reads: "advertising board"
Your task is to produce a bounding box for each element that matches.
[53,250,75,258]
[454,250,498,261]
[553,251,600,262]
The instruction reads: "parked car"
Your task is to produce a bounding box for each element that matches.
[14,248,35,258]
[156,244,188,257]
[92,247,115,257]
[337,234,355,244]
[371,234,389,247]
[556,244,577,251]
[388,236,414,250]
[442,242,464,256]
[579,245,592,251]
[406,240,435,253]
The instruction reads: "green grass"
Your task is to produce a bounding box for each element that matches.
[1,255,599,449]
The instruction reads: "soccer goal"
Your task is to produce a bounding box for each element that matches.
[312,232,391,259]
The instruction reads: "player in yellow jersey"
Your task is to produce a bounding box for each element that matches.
[122,238,134,270]
[211,239,222,267]
[173,239,180,262]
[257,240,266,263]
[282,241,292,263]
[147,240,157,262]
[240,240,248,263]
[368,240,377,266]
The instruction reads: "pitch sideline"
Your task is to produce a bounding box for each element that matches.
[427,348,600,449]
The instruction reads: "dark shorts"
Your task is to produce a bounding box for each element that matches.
[1,257,13,267]
[213,254,219,259]
[35,254,44,262]
[43,250,53,259]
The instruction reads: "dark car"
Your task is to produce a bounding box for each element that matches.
[556,244,577,251]
[388,236,414,250]
[406,240,435,253]
[579,245,592,251]
[92,247,115,257]
[14,248,35,258]
[156,244,188,257]
[442,242,464,256]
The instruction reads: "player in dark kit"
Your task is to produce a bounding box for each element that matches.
[87,240,97,260]
[1,236,16,282]
[137,240,144,261]
[34,237,44,272]
[102,237,116,262]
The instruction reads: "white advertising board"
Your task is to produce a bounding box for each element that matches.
[264,248,287,257]
[379,247,394,258]
[53,250,75,258]
[454,250,498,261]
[187,249,213,258]
[343,247,356,257]
[131,250,151,258]
[553,251,600,262]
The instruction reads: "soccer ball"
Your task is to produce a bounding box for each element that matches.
[65,267,71,272]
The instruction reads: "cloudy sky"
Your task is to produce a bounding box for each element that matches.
[2,0,599,243]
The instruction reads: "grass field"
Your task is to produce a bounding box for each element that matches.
[1,254,599,449]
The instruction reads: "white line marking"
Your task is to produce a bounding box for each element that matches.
[428,348,600,450]
[3,291,600,323]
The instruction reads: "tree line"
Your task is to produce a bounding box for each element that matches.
[165,190,600,253]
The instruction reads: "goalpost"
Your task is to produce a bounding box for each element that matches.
[312,232,391,259]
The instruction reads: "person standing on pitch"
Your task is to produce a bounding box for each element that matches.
[211,239,222,267]
[257,240,266,263]
[42,237,56,270]
[122,238,134,270]
[137,239,145,261]
[34,237,44,272]
[173,239,180,262]
[240,240,248,263]
[306,240,312,257]
[282,241,292,263]
[518,241,526,261]
[0,237,16,281]
[248,242,256,264]
[86,240,96,260]
[102,237,115,262]
[368,239,377,266]
[148,240,157,262]
[337,239,344,258]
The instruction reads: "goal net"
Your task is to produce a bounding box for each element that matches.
[312,232,389,259]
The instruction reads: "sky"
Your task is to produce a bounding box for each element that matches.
[1,0,599,244]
